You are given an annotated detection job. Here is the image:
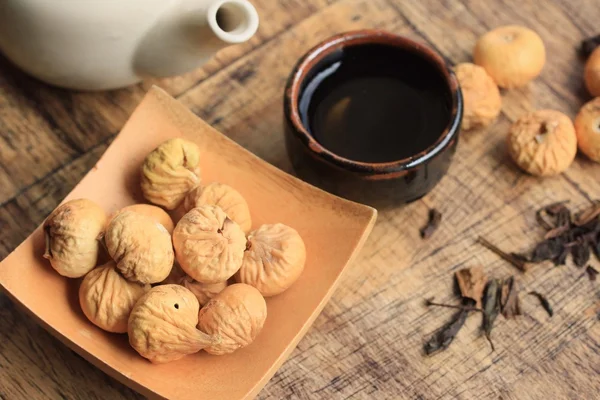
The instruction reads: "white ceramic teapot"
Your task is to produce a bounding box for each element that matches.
[0,0,259,91]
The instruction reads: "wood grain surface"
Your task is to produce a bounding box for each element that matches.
[0,0,599,399]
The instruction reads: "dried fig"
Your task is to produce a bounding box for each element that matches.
[163,264,227,306]
[141,138,201,210]
[161,261,188,284]
[185,280,227,306]
[474,25,545,88]
[575,97,600,162]
[173,205,246,284]
[43,198,106,278]
[79,261,150,333]
[584,47,600,97]
[197,283,267,355]
[107,204,174,234]
[183,183,252,233]
[235,224,306,297]
[105,211,174,284]
[128,285,217,363]
[507,109,577,176]
[454,63,502,130]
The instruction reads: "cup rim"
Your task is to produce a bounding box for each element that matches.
[284,29,463,176]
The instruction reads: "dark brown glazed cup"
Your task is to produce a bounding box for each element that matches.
[283,30,463,207]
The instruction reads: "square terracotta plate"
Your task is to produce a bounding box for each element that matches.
[0,87,377,399]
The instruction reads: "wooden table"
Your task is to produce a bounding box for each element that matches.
[1,0,599,398]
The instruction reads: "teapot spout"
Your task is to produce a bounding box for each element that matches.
[207,0,259,45]
[134,0,258,79]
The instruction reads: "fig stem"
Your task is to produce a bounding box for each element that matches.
[43,226,52,259]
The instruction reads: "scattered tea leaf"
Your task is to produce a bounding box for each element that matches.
[536,201,570,230]
[536,210,555,231]
[552,247,569,266]
[581,217,600,235]
[571,240,591,267]
[542,207,571,239]
[423,200,600,358]
[420,209,442,239]
[482,279,501,351]
[531,239,563,263]
[592,234,600,261]
[477,237,531,272]
[510,252,532,266]
[544,224,570,240]
[500,277,521,319]
[425,298,482,312]
[586,265,598,281]
[545,201,570,216]
[424,298,474,355]
[455,267,487,308]
[528,291,553,317]
[573,201,600,227]
[580,34,600,58]
[557,207,571,224]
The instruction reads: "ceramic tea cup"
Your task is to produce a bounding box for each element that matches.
[283,30,463,207]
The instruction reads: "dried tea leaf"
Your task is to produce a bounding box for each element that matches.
[531,239,563,263]
[482,279,501,351]
[552,247,569,266]
[563,227,578,244]
[586,265,598,281]
[528,291,553,317]
[510,252,530,263]
[420,209,442,239]
[500,277,521,319]
[544,224,570,240]
[425,298,481,312]
[477,237,531,272]
[573,201,600,227]
[424,298,474,355]
[593,234,600,261]
[556,208,571,226]
[580,217,600,235]
[455,267,487,308]
[545,201,570,216]
[542,207,571,240]
[571,240,591,267]
[536,210,554,231]
[536,201,570,230]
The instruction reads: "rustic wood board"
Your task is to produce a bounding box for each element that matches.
[0,0,599,399]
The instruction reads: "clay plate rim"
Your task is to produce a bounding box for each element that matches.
[0,86,377,399]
